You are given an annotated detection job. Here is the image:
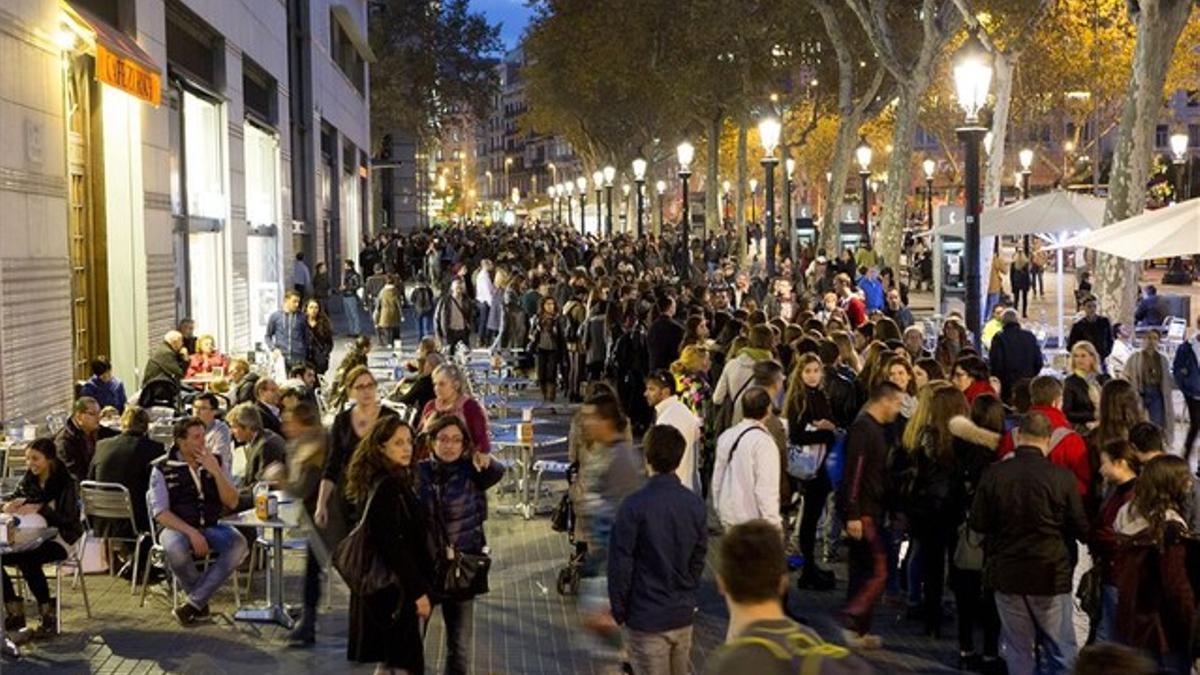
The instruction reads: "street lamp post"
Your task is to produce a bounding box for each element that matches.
[621,183,631,234]
[749,179,758,226]
[550,185,559,224]
[592,170,604,236]
[1171,132,1190,200]
[504,157,513,196]
[655,180,666,236]
[954,31,993,351]
[722,180,731,222]
[576,176,589,235]
[1019,148,1034,255]
[759,117,781,277]
[632,158,647,238]
[785,157,797,266]
[923,158,936,232]
[856,137,873,240]
[603,165,616,237]
[677,142,695,280]
[564,182,574,230]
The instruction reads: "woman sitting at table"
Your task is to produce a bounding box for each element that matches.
[391,352,444,427]
[185,334,231,379]
[1,438,82,637]
[417,363,490,460]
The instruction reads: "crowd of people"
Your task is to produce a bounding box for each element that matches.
[3,217,1199,675]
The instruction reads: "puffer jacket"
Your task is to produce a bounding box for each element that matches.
[418,454,505,555]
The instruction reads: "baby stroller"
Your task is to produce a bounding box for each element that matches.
[550,463,587,595]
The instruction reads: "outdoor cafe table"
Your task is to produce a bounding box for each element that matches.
[0,527,57,658]
[491,428,568,520]
[219,495,300,629]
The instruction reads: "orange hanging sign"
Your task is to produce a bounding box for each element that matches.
[96,43,161,107]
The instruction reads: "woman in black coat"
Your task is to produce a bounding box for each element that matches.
[1,438,82,635]
[305,298,334,376]
[1062,341,1110,431]
[343,415,433,673]
[417,415,505,675]
[527,296,568,404]
[784,353,838,590]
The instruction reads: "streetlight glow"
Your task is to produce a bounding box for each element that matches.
[785,158,796,180]
[592,170,604,188]
[632,158,647,181]
[1019,148,1034,171]
[749,178,758,193]
[758,117,782,157]
[855,138,872,173]
[922,158,937,180]
[722,180,731,194]
[1170,133,1189,163]
[576,176,587,191]
[603,165,616,186]
[953,32,993,124]
[676,142,695,171]
[622,183,630,197]
[656,180,666,195]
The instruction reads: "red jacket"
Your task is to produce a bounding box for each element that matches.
[963,379,996,405]
[998,405,1090,499]
[842,296,867,328]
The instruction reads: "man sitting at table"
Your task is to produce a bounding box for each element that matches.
[227,403,286,505]
[80,358,128,413]
[143,330,188,386]
[55,396,118,482]
[89,405,165,581]
[148,417,246,625]
[252,378,284,436]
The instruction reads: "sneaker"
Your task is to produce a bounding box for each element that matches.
[841,629,883,649]
[173,602,202,626]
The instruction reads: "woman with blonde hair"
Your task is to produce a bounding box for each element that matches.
[1063,340,1110,430]
[830,331,860,373]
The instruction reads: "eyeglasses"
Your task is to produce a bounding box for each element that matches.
[436,434,464,445]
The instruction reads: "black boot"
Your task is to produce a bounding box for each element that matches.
[3,599,25,632]
[286,609,316,646]
[32,602,56,638]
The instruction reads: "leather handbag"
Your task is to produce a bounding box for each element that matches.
[433,479,492,600]
[333,481,399,596]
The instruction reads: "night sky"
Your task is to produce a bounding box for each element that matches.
[469,0,534,51]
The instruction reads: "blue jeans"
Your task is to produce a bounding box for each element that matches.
[1142,388,1166,430]
[1096,584,1119,643]
[341,295,363,335]
[417,312,435,340]
[439,598,474,675]
[160,525,248,609]
[994,592,1077,675]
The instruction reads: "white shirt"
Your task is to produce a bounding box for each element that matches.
[654,396,701,493]
[711,419,781,529]
[474,268,496,305]
[1107,338,1133,378]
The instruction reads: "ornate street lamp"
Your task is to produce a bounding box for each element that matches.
[576,176,588,235]
[922,158,936,231]
[603,165,616,236]
[758,116,782,276]
[1019,148,1034,254]
[1171,132,1190,200]
[749,178,759,225]
[655,179,666,235]
[550,184,560,224]
[592,170,604,235]
[563,182,574,229]
[785,157,797,264]
[632,158,647,238]
[953,30,993,349]
[855,137,873,239]
[677,141,695,280]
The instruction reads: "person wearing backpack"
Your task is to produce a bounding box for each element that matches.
[712,387,782,530]
[706,520,873,675]
[997,376,1091,502]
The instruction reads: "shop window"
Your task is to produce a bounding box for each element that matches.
[330,14,365,94]
[184,90,225,219]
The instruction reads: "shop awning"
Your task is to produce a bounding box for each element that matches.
[63,2,163,106]
[331,5,377,63]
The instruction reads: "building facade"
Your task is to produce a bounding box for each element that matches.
[0,0,371,424]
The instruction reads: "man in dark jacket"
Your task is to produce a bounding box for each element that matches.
[435,277,475,354]
[646,296,685,372]
[970,411,1087,675]
[608,425,706,674]
[265,289,310,371]
[1066,296,1113,366]
[836,382,903,648]
[142,331,188,385]
[88,405,164,577]
[55,396,118,482]
[1133,284,1166,327]
[988,309,1044,404]
[228,404,286,505]
[251,378,284,436]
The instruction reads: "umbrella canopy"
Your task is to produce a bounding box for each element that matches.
[935,190,1107,238]
[1053,198,1200,260]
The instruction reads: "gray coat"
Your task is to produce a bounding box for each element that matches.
[1122,349,1176,440]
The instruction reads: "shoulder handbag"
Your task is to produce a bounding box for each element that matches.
[954,520,985,571]
[433,479,492,601]
[786,424,828,481]
[333,480,401,595]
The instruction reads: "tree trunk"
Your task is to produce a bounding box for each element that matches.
[984,52,1014,209]
[1095,0,1193,325]
[820,114,861,258]
[705,114,722,239]
[736,119,748,263]
[877,82,923,267]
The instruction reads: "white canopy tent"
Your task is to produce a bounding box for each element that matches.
[1052,198,1200,260]
[932,191,1108,343]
